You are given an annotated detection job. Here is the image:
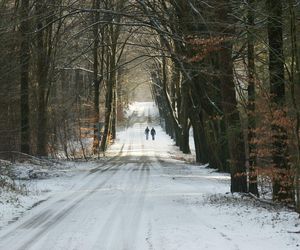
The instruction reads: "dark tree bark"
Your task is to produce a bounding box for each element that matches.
[219,43,247,193]
[111,86,117,140]
[267,0,294,202]
[179,80,191,154]
[288,0,300,212]
[92,0,102,153]
[168,62,180,140]
[100,54,114,151]
[215,1,247,192]
[35,0,59,157]
[20,0,31,154]
[190,109,210,163]
[214,2,246,192]
[247,0,259,196]
[36,1,50,156]
[208,59,230,173]
[100,0,126,150]
[101,24,118,151]
[267,0,285,105]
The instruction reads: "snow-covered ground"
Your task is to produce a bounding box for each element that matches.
[0,102,299,250]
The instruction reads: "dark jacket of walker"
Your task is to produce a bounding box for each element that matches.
[150,128,156,137]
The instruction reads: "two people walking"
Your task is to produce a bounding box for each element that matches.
[145,126,156,140]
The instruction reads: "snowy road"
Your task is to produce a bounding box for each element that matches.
[0,103,300,250]
[0,123,184,250]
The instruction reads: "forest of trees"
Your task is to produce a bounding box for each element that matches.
[1,0,300,209]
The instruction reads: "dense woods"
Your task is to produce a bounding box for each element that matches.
[1,0,300,209]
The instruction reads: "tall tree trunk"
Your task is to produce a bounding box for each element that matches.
[36,1,49,156]
[247,0,259,196]
[210,63,230,173]
[101,0,124,149]
[267,0,293,202]
[111,86,117,140]
[100,53,113,151]
[92,0,101,153]
[190,109,209,163]
[160,55,182,149]
[20,0,30,154]
[101,28,117,150]
[179,81,191,154]
[288,0,300,211]
[169,62,180,140]
[35,1,55,157]
[216,1,247,192]
[219,43,247,193]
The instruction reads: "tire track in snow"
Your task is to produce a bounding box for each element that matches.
[19,210,52,229]
[0,157,127,250]
[89,143,125,174]
[146,221,154,250]
[120,160,150,250]
[91,164,136,249]
[0,144,127,235]
[15,165,123,250]
[1,120,152,250]
[90,134,137,249]
[92,156,150,250]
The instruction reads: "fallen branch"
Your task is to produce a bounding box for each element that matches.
[287,230,300,234]
[0,151,61,166]
[246,192,275,206]
[245,192,295,210]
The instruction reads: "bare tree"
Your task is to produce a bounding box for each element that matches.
[19,0,31,154]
